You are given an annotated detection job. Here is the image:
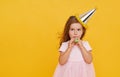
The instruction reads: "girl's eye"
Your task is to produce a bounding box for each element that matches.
[77,29,81,31]
[70,29,74,31]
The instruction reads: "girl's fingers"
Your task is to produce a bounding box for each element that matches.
[70,38,74,43]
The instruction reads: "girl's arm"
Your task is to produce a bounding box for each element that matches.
[59,39,74,65]
[59,47,72,65]
[78,40,93,64]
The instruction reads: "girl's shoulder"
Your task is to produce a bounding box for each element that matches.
[82,40,91,46]
[82,40,92,51]
[61,41,69,45]
[82,40,89,43]
[59,41,69,52]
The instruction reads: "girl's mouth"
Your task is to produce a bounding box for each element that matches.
[73,36,78,38]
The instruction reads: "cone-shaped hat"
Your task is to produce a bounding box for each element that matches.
[75,8,96,28]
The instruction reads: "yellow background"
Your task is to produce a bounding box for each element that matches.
[0,0,120,77]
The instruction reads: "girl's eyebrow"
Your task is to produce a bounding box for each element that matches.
[70,27,81,29]
[70,27,75,29]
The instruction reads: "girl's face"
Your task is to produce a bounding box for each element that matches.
[69,23,83,39]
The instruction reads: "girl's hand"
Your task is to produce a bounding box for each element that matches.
[74,38,82,46]
[68,38,75,48]
[77,39,83,46]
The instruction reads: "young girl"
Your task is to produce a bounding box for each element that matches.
[53,9,96,77]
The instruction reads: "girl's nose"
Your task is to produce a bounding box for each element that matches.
[74,30,77,35]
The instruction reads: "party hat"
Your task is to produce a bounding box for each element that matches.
[75,8,96,28]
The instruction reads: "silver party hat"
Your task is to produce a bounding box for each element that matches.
[75,8,96,28]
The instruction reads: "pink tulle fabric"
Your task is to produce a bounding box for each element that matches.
[53,61,95,77]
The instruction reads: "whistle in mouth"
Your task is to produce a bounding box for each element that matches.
[74,38,79,43]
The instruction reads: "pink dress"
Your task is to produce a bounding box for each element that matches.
[53,41,95,77]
